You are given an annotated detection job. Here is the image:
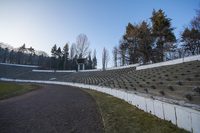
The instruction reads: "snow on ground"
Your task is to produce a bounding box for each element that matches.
[0,63,39,68]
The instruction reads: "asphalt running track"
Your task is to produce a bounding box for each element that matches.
[0,84,103,133]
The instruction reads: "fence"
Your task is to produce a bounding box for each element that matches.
[0,78,199,133]
[136,55,200,70]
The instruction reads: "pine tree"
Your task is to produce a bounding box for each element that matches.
[92,49,97,69]
[137,21,153,64]
[63,43,69,69]
[151,9,176,62]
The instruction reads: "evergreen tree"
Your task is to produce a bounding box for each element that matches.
[151,9,176,62]
[57,47,63,69]
[137,21,153,64]
[92,49,97,69]
[51,44,57,69]
[123,23,139,64]
[181,28,200,55]
[63,43,69,70]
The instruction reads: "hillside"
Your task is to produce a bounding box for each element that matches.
[0,42,48,56]
[0,59,200,108]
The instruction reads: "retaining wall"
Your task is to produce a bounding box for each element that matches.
[0,78,199,133]
[136,55,200,70]
[32,70,76,73]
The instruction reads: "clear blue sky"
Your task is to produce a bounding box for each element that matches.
[0,0,199,68]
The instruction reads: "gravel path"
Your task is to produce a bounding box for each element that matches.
[0,84,104,133]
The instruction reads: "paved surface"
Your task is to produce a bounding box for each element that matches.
[0,84,103,133]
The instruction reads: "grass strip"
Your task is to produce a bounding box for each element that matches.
[0,82,39,100]
[85,89,188,133]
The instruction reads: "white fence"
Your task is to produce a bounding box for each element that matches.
[0,78,199,133]
[136,55,200,70]
[0,63,39,68]
[32,70,76,73]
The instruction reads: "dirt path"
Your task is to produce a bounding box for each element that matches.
[0,84,103,133]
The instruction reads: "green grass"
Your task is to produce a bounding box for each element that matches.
[0,82,40,100]
[85,90,189,133]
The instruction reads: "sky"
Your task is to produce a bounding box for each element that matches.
[0,0,199,68]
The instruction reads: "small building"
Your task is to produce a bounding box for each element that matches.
[77,58,86,71]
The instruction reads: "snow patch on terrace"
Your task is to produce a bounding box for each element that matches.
[32,69,76,73]
[0,63,39,68]
[79,63,139,72]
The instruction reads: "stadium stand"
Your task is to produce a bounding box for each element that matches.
[0,60,200,105]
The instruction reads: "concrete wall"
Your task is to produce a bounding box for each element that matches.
[1,78,200,133]
[0,63,39,68]
[136,55,200,70]
[32,70,76,73]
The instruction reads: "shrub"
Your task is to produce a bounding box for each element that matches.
[168,86,174,91]
[194,74,199,77]
[185,94,192,101]
[186,77,192,81]
[166,78,171,81]
[150,85,156,89]
[139,84,143,87]
[146,81,150,84]
[144,88,148,93]
[177,81,182,86]
[150,96,154,100]
[193,86,200,94]
[173,76,178,79]
[159,90,165,96]
[159,81,163,84]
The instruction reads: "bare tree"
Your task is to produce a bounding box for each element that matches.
[75,34,90,58]
[113,46,118,67]
[70,43,76,59]
[102,47,109,70]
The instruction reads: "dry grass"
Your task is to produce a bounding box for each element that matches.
[86,89,189,133]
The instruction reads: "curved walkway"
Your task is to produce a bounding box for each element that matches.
[0,84,103,133]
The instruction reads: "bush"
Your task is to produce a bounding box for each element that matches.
[193,86,200,94]
[150,85,156,89]
[185,94,192,101]
[177,81,182,86]
[168,86,174,91]
[159,90,165,96]
[166,78,171,81]
[173,76,178,79]
[186,77,192,81]
[144,88,148,93]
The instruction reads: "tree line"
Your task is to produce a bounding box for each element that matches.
[112,9,200,67]
[0,34,97,70]
[0,43,50,67]
[50,34,97,70]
